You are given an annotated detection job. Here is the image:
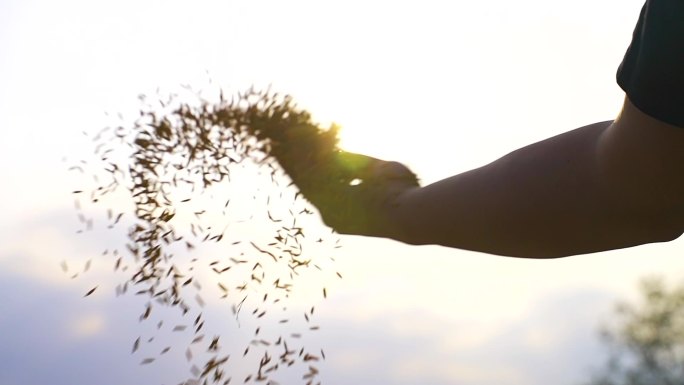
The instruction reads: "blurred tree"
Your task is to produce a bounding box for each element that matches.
[585,276,684,385]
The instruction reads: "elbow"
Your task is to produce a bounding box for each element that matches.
[639,202,684,244]
[608,211,684,252]
[654,217,684,243]
[498,212,684,259]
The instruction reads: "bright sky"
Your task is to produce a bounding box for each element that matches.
[1,0,683,384]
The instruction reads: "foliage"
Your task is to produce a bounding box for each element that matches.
[585,276,684,385]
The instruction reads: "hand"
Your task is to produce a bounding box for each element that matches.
[274,149,421,237]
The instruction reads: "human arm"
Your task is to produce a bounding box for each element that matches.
[289,96,684,258]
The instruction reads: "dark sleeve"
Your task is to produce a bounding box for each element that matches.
[617,0,684,128]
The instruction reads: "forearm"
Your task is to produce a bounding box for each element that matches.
[387,120,679,258]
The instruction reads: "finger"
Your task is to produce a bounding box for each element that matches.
[369,161,418,181]
[334,152,417,182]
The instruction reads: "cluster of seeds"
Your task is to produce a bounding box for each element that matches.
[69,86,347,385]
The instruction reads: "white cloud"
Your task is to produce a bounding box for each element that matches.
[392,357,524,385]
[312,286,616,385]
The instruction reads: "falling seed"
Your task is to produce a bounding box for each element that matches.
[73,88,354,384]
[140,304,151,320]
[84,286,98,297]
[209,336,219,351]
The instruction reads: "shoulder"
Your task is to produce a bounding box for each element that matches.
[607,96,684,172]
[597,96,684,238]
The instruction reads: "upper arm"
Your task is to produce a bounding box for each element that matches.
[596,96,684,239]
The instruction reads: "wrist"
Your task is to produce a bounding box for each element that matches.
[376,186,423,244]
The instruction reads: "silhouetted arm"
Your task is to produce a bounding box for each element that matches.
[381,97,684,258]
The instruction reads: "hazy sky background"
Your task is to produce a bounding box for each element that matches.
[2,0,683,384]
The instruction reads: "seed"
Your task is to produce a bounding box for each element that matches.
[84,286,97,297]
[75,87,349,384]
